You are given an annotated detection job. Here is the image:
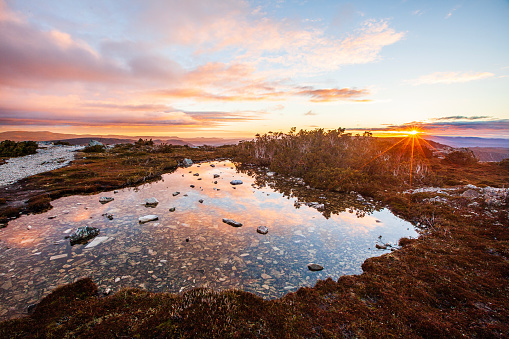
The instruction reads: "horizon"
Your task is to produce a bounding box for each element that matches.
[0,1,508,139]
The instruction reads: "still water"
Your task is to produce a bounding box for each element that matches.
[0,161,417,319]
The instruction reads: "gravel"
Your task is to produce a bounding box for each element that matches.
[0,145,83,187]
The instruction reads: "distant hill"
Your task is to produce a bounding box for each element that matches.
[424,136,509,148]
[0,131,247,146]
[470,147,509,162]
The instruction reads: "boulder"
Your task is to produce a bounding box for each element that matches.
[69,226,100,245]
[257,226,269,234]
[307,263,323,271]
[222,218,242,227]
[182,158,193,167]
[230,180,243,185]
[139,215,158,224]
[145,197,159,206]
[88,140,104,147]
[461,189,480,199]
[99,197,114,204]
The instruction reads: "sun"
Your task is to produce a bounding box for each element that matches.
[409,130,419,135]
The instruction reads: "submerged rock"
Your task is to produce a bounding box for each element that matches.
[307,263,323,271]
[222,218,243,227]
[139,215,158,223]
[99,197,114,204]
[69,226,100,245]
[145,197,159,206]
[230,180,243,185]
[257,226,269,234]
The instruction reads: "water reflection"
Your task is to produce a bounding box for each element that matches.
[0,161,417,320]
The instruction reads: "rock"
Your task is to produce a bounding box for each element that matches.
[49,254,67,261]
[222,218,243,227]
[145,197,159,206]
[190,185,195,188]
[199,199,204,203]
[104,287,112,295]
[193,173,199,176]
[139,215,158,223]
[185,237,190,242]
[375,244,387,250]
[213,174,220,178]
[88,140,103,147]
[461,189,480,198]
[307,263,324,271]
[47,215,57,219]
[257,226,269,234]
[172,192,180,196]
[85,236,109,248]
[114,190,119,194]
[99,197,114,204]
[197,178,202,180]
[214,181,218,184]
[210,164,215,167]
[230,180,243,185]
[27,225,32,230]
[182,158,193,167]
[261,273,272,279]
[102,213,114,220]
[169,207,176,212]
[69,226,100,245]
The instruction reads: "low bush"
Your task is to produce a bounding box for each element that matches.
[0,140,38,157]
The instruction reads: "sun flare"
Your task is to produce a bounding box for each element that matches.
[409,130,419,135]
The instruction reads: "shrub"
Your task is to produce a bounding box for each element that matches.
[0,140,38,157]
[444,149,478,165]
[83,145,105,153]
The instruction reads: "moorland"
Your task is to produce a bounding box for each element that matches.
[0,129,508,338]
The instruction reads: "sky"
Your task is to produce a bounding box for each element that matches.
[0,0,508,139]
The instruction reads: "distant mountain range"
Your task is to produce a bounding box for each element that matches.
[0,131,249,146]
[424,136,509,148]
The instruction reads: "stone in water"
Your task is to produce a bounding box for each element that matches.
[99,197,114,204]
[69,226,100,245]
[307,263,324,271]
[230,180,243,185]
[257,226,269,234]
[139,215,158,223]
[222,218,242,227]
[145,197,159,207]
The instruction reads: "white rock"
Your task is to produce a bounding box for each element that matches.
[139,215,158,223]
[85,236,110,248]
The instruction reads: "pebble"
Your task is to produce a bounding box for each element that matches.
[0,145,83,187]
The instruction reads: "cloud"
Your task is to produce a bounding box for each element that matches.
[359,117,509,137]
[445,5,461,19]
[296,87,370,102]
[433,116,491,121]
[304,110,317,116]
[409,71,495,85]
[138,1,404,73]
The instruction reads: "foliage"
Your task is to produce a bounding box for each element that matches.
[233,128,436,194]
[54,140,71,146]
[83,144,105,153]
[135,138,154,147]
[0,140,38,157]
[444,149,478,165]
